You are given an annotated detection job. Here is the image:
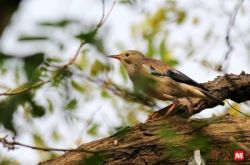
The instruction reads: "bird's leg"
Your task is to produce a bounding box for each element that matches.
[165,101,178,115]
[147,95,178,121]
[163,94,179,116]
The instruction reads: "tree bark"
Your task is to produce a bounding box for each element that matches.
[40,73,250,165]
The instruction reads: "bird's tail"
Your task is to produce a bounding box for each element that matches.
[201,90,224,105]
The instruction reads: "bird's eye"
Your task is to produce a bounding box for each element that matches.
[125,53,129,57]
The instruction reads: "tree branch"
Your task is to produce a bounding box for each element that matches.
[218,0,244,71]
[37,73,250,165]
[149,72,250,120]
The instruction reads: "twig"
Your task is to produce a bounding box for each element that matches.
[0,135,159,154]
[0,80,50,96]
[0,135,100,154]
[218,0,244,72]
[225,100,250,117]
[72,71,157,108]
[0,0,117,97]
[96,0,117,28]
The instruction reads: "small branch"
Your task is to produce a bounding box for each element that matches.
[0,0,117,97]
[96,0,117,29]
[0,135,100,154]
[0,80,49,96]
[225,100,250,117]
[0,134,159,155]
[73,71,157,108]
[218,0,244,71]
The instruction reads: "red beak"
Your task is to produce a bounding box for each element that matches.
[107,55,122,60]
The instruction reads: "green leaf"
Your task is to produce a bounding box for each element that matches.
[38,19,77,28]
[111,127,131,138]
[47,99,54,112]
[0,158,19,165]
[159,37,166,58]
[65,99,78,110]
[0,52,10,67]
[148,8,166,28]
[176,10,186,24]
[0,85,44,133]
[46,57,63,63]
[71,80,86,93]
[101,90,109,98]
[51,130,60,141]
[119,0,135,5]
[75,52,89,70]
[166,59,179,66]
[33,133,46,147]
[0,93,30,133]
[87,124,99,136]
[18,35,49,42]
[146,38,154,58]
[128,111,138,125]
[24,53,44,81]
[159,38,179,67]
[90,60,111,76]
[52,69,71,86]
[76,30,105,53]
[30,101,46,117]
[119,65,128,81]
[75,29,97,43]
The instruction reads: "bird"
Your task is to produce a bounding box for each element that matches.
[108,50,224,112]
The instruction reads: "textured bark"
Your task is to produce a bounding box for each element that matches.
[40,73,250,165]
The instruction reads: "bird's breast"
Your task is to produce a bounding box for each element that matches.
[129,74,167,100]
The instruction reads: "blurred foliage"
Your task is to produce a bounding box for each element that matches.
[87,123,100,136]
[0,158,19,165]
[90,60,111,76]
[0,0,249,164]
[131,1,187,66]
[65,98,78,110]
[160,125,212,159]
[111,126,131,138]
[18,35,49,42]
[24,53,45,81]
[187,134,211,154]
[0,0,202,149]
[38,19,78,28]
[80,153,104,165]
[0,92,46,134]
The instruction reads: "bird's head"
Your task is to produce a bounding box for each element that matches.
[108,50,145,66]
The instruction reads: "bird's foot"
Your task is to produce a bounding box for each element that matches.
[165,103,176,116]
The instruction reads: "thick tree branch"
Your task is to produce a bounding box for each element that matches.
[149,72,250,120]
[40,117,250,165]
[39,73,250,165]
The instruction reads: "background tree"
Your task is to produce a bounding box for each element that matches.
[0,0,249,164]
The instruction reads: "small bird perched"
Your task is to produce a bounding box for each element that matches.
[108,50,224,109]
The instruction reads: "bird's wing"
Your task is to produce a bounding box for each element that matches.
[142,59,208,91]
